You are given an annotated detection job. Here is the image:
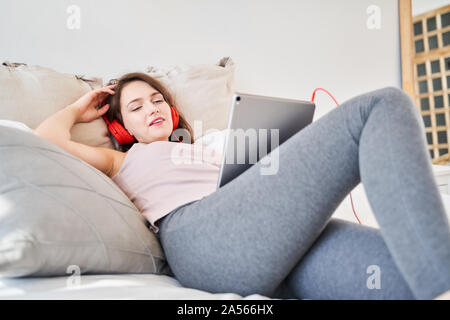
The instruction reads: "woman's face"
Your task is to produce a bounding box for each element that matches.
[120,80,173,144]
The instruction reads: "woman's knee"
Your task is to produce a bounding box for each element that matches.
[373,86,419,118]
[377,86,408,99]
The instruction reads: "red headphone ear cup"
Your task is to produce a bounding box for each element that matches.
[170,107,179,131]
[102,115,135,145]
[111,120,136,145]
[101,98,135,145]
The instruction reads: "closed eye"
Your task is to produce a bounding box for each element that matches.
[131,100,164,112]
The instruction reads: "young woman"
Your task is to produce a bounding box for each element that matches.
[34,72,450,300]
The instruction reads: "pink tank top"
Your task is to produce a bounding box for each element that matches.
[111,141,221,233]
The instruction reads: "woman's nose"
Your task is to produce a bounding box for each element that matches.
[143,101,161,114]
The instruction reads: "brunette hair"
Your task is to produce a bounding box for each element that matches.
[104,72,193,151]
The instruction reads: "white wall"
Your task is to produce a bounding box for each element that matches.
[412,0,449,17]
[0,0,401,120]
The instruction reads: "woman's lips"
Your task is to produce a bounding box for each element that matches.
[149,119,165,127]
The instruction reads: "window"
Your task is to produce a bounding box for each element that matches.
[414,21,423,35]
[427,17,437,32]
[419,80,428,94]
[427,132,433,144]
[436,113,446,126]
[433,78,442,91]
[429,36,438,50]
[434,95,444,108]
[417,63,426,76]
[421,97,430,110]
[423,115,431,127]
[444,31,450,46]
[431,60,440,73]
[442,12,450,28]
[438,131,447,144]
[412,7,450,162]
[415,39,424,53]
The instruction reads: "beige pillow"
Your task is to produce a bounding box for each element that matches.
[145,56,236,141]
[0,61,114,149]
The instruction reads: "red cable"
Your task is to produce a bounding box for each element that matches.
[172,132,182,143]
[311,88,362,225]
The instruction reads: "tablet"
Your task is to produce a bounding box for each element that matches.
[217,92,315,189]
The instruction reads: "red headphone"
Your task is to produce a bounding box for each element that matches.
[101,98,180,145]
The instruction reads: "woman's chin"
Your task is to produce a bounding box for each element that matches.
[146,126,170,139]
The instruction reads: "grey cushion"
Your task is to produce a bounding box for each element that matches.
[0,125,172,277]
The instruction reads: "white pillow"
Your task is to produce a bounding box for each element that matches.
[0,120,33,133]
[194,129,227,155]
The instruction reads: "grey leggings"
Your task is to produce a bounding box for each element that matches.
[157,87,450,300]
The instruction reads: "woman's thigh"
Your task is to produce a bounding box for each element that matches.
[158,87,422,298]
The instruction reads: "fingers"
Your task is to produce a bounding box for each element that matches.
[98,103,109,115]
[103,84,117,93]
[91,87,115,108]
[93,87,115,96]
[101,86,116,95]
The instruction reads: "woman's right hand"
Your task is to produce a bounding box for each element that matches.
[69,84,117,123]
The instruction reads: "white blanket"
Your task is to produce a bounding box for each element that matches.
[0,273,272,300]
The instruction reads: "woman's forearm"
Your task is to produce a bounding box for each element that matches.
[34,104,80,144]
